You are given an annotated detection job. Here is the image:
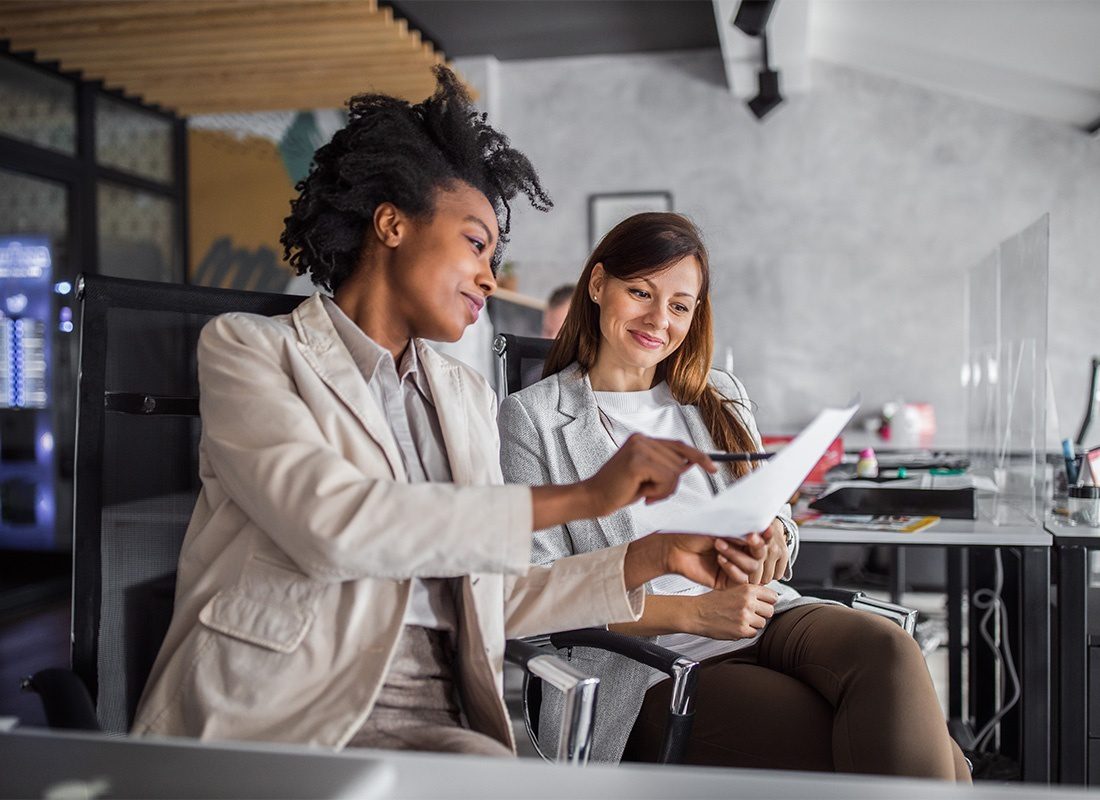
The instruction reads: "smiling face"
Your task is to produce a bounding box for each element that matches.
[588,255,703,378]
[382,181,499,343]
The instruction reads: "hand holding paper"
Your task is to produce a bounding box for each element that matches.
[653,400,860,538]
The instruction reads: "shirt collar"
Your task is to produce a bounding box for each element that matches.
[321,295,433,401]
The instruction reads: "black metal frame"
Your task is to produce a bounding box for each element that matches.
[71,273,303,700]
[1056,538,1095,784]
[965,545,1051,782]
[852,541,1053,783]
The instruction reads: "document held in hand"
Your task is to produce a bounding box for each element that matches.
[656,400,860,538]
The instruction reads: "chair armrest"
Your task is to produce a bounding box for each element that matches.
[549,628,694,679]
[790,585,918,636]
[23,668,101,732]
[849,595,918,635]
[546,628,699,764]
[790,585,861,604]
[504,639,598,765]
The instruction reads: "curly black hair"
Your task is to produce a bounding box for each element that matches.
[281,66,552,293]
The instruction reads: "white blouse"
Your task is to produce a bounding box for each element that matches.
[593,382,762,678]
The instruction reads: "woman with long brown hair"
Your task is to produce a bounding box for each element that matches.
[499,212,969,779]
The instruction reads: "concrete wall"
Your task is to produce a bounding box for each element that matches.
[490,49,1100,444]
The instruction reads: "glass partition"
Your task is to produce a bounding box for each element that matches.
[965,215,1049,525]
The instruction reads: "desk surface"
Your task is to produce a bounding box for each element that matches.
[0,728,1089,800]
[799,518,1051,547]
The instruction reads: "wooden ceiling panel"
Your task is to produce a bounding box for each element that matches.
[0,0,457,114]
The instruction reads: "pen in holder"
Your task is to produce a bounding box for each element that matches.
[1063,438,1080,485]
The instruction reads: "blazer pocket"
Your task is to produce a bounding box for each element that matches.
[198,590,314,653]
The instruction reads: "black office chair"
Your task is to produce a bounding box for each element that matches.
[492,332,920,765]
[23,275,598,764]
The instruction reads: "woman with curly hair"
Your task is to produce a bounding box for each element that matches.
[132,68,765,757]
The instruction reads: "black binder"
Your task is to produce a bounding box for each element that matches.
[809,486,977,520]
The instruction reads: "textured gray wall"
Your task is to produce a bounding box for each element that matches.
[493,50,1100,445]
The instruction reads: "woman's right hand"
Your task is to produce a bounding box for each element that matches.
[583,433,716,517]
[689,584,779,640]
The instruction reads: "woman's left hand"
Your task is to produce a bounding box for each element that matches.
[749,518,789,585]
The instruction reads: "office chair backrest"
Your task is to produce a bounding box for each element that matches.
[74,274,303,734]
[491,333,553,400]
[490,333,555,740]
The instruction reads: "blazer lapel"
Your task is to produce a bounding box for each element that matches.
[417,341,474,486]
[557,365,637,549]
[291,294,406,481]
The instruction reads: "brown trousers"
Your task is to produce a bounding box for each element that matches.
[623,604,971,782]
[348,626,512,757]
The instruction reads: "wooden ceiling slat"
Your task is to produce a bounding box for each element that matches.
[11,24,413,61]
[26,45,426,79]
[88,55,443,86]
[64,42,440,75]
[128,73,436,97]
[0,0,384,37]
[0,0,379,27]
[22,45,429,78]
[3,0,458,115]
[108,66,437,93]
[158,84,438,114]
[0,8,397,46]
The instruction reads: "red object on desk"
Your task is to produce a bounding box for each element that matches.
[762,434,843,485]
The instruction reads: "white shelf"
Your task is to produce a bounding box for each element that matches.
[492,287,546,310]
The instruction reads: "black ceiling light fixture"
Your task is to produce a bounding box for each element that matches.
[732,0,783,120]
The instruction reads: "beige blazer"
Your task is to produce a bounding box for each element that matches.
[132,294,643,750]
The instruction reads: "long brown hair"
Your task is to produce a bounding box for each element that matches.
[543,212,758,477]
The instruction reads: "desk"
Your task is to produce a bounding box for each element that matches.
[799,518,1052,783]
[1050,527,1100,784]
[0,727,1090,800]
[800,519,1051,547]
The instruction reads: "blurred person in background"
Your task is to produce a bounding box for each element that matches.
[541,283,574,339]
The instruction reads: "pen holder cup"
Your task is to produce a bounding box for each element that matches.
[1069,486,1100,529]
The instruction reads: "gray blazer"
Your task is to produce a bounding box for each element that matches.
[498,362,822,763]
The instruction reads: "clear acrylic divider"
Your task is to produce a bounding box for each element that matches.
[964,215,1049,525]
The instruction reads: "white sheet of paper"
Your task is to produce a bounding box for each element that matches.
[655,400,860,537]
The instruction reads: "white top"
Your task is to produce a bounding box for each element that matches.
[593,382,759,676]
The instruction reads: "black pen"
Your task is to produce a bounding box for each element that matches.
[707,451,774,462]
